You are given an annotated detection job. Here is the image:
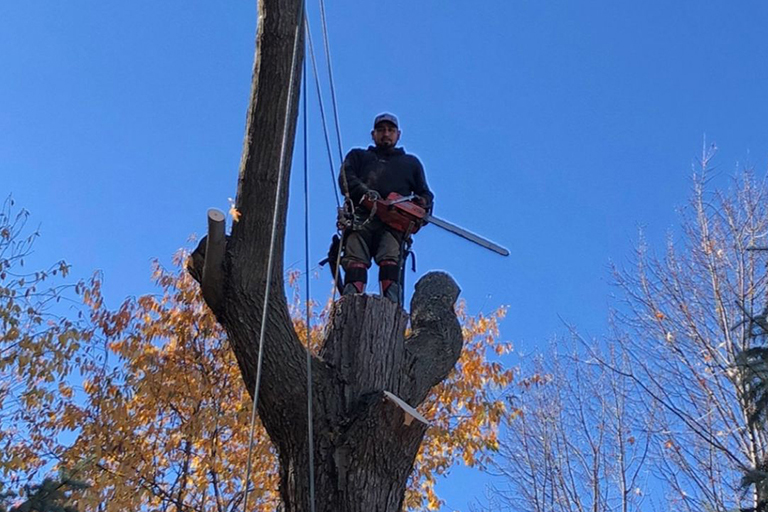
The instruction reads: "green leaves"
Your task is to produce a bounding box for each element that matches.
[735,348,768,425]
[0,468,89,512]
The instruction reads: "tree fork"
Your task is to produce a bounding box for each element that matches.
[188,1,466,510]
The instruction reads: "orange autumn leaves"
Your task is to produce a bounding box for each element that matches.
[66,257,279,512]
[406,304,514,511]
[0,199,81,488]
[3,250,514,511]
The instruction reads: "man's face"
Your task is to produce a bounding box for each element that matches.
[371,122,401,149]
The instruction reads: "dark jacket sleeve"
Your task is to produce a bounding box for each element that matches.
[339,150,369,204]
[411,157,434,210]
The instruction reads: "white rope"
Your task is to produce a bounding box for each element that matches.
[242,2,305,510]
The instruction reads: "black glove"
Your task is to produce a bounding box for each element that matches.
[415,195,433,212]
[364,189,381,202]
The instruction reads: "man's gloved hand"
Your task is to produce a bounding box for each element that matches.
[415,195,433,212]
[364,189,381,202]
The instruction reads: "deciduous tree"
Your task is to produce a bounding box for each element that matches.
[0,197,80,492]
[3,1,517,508]
[609,155,768,511]
[179,0,511,509]
[56,260,512,511]
[1,234,513,511]
[481,341,651,512]
[481,151,768,512]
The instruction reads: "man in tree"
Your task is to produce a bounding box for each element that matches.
[339,112,434,303]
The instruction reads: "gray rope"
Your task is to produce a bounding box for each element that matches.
[306,16,350,300]
[306,17,341,208]
[318,0,345,162]
[242,2,305,510]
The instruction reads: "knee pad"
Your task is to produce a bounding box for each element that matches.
[344,261,368,290]
[378,259,400,283]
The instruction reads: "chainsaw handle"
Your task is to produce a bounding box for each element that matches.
[388,194,418,206]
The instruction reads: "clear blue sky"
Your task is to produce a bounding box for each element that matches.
[3,1,768,509]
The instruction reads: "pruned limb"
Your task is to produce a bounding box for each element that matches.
[202,208,226,313]
[319,294,410,414]
[402,272,463,405]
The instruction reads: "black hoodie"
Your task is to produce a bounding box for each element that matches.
[339,145,434,209]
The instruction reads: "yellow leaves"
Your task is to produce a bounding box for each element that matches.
[655,311,665,320]
[47,260,283,511]
[4,243,514,511]
[519,373,549,389]
[228,198,241,222]
[424,484,442,510]
[57,260,71,277]
[407,301,514,508]
[3,326,19,342]
[58,382,73,399]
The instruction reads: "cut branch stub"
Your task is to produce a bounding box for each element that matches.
[403,271,463,405]
[319,294,409,415]
[202,208,226,312]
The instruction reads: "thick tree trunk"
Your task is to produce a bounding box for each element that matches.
[189,1,465,510]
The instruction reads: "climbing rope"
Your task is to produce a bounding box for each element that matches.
[316,0,353,301]
[306,14,351,300]
[302,45,317,512]
[305,18,341,208]
[241,2,306,511]
[318,0,345,163]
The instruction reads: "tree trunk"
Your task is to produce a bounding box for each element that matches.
[191,1,465,510]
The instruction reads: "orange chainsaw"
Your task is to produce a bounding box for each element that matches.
[361,192,509,256]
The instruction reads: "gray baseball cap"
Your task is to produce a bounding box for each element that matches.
[373,112,399,129]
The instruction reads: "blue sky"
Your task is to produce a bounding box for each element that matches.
[3,1,768,509]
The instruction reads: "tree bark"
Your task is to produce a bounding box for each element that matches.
[190,1,465,510]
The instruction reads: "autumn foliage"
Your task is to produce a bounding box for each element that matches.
[0,198,78,487]
[1,203,514,511]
